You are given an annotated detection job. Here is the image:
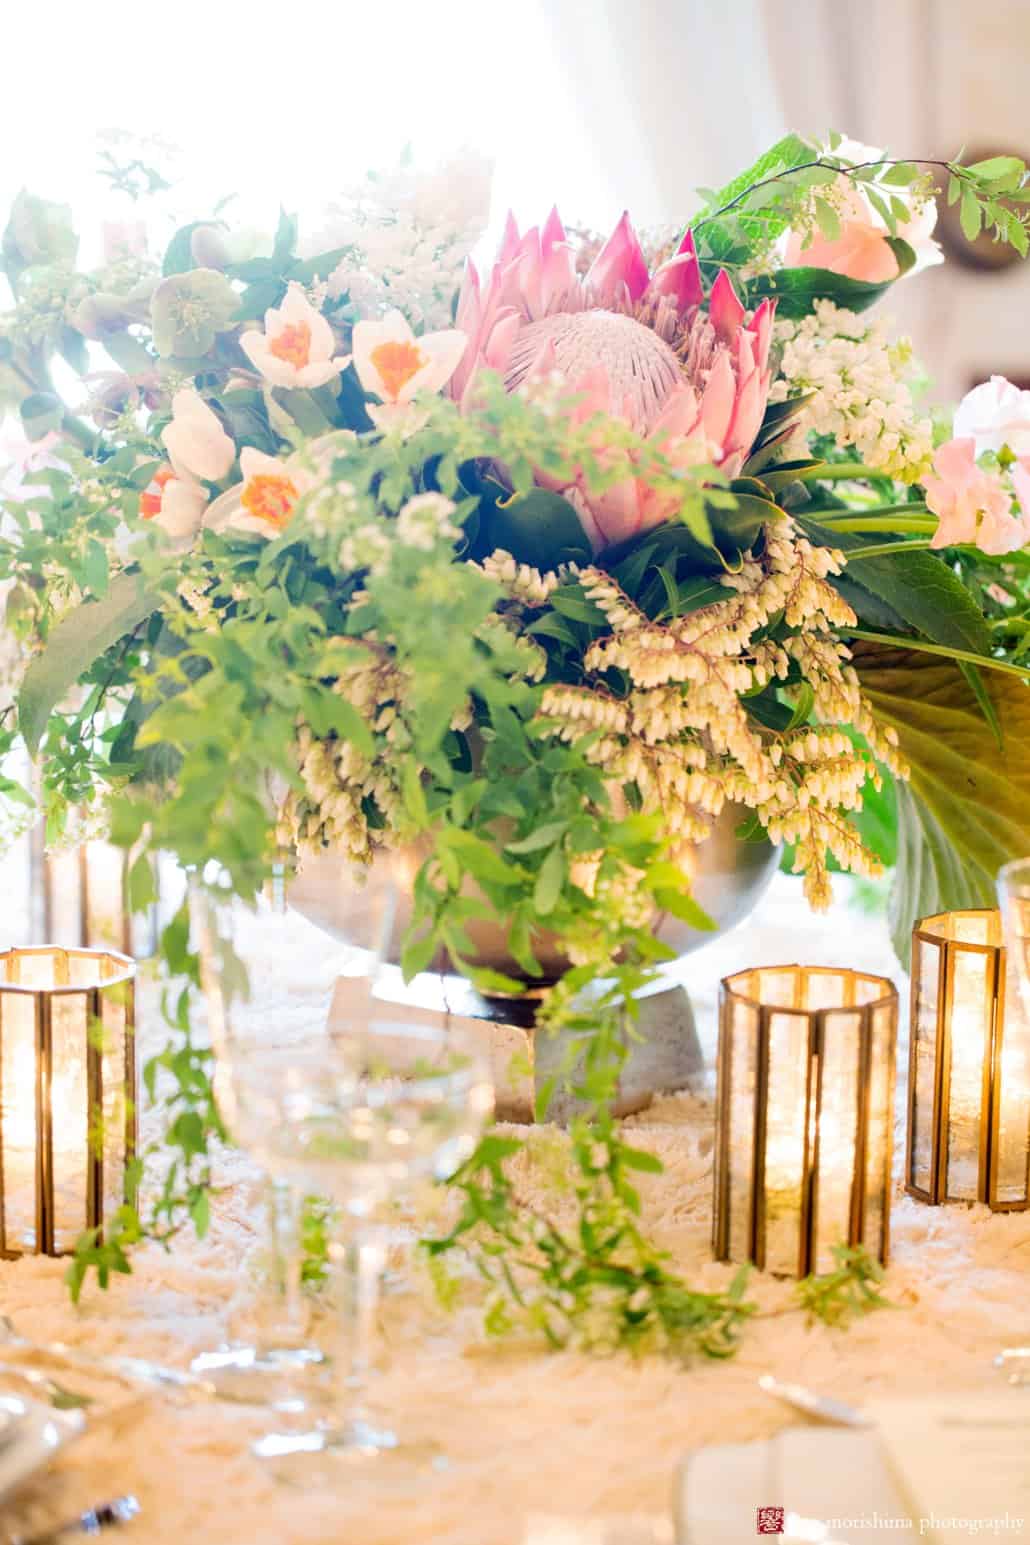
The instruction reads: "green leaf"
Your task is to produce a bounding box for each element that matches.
[653,886,717,930]
[162,221,218,277]
[401,929,438,980]
[799,519,992,656]
[2,190,78,287]
[506,821,568,855]
[967,155,1025,180]
[18,572,161,756]
[301,688,375,758]
[189,1188,210,1237]
[479,489,593,570]
[853,644,1030,964]
[960,188,982,242]
[618,1145,664,1174]
[19,391,64,440]
[127,852,157,913]
[748,243,915,318]
[814,198,841,242]
[533,844,565,916]
[696,133,816,258]
[957,659,1003,750]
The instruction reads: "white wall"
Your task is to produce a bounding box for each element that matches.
[765,0,1030,404]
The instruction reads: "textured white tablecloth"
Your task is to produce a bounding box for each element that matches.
[3,876,1029,1545]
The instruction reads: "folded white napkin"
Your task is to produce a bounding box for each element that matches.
[677,1427,917,1543]
[867,1390,1030,1544]
[677,1390,1030,1543]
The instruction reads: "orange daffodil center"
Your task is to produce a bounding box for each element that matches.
[241,470,300,528]
[369,339,427,400]
[352,309,467,430]
[268,321,312,370]
[203,447,316,539]
[140,465,175,519]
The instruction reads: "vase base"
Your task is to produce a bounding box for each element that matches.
[328,966,704,1123]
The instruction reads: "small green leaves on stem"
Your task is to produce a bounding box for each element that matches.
[794,1244,893,1328]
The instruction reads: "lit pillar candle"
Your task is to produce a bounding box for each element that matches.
[714,965,897,1277]
[907,907,1030,1211]
[0,947,136,1257]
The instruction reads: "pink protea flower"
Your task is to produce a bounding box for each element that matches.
[451,209,775,551]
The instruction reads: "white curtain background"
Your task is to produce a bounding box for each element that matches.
[1,1,1028,394]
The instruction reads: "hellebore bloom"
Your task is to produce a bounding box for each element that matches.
[352,309,467,429]
[451,208,774,549]
[239,283,350,389]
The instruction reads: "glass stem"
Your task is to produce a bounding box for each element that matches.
[268,1178,306,1340]
[338,1226,386,1423]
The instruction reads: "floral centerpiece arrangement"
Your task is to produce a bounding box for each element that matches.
[1,133,1029,1348]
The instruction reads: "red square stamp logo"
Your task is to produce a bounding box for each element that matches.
[757,1506,785,1535]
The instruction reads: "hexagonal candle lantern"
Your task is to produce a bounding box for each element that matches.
[0,946,136,1257]
[907,909,1029,1211]
[713,964,898,1276]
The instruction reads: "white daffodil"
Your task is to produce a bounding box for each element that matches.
[139,466,209,543]
[351,309,466,429]
[161,388,236,483]
[239,282,350,389]
[204,448,312,539]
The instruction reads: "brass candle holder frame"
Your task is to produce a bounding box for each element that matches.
[906,909,1029,1212]
[714,964,898,1277]
[0,946,137,1258]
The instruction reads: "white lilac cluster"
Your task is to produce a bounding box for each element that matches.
[768,300,933,482]
[538,518,905,908]
[338,493,459,574]
[301,153,492,330]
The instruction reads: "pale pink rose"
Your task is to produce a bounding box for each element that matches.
[925,437,1027,555]
[953,375,1030,457]
[784,186,901,283]
[782,136,943,283]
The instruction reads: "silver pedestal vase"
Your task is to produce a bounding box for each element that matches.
[292,802,780,1122]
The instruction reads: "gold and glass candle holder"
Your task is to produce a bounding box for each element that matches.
[713,965,898,1276]
[907,908,1030,1210]
[0,946,136,1257]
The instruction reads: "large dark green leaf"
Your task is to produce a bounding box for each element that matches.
[800,518,992,655]
[854,644,1030,963]
[19,572,161,756]
[478,489,593,569]
[747,240,916,318]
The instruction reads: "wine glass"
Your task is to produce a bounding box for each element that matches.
[191,865,494,1467]
[189,862,399,1401]
[237,1019,493,1470]
[994,858,1030,1386]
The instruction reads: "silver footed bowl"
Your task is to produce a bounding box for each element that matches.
[288,801,781,988]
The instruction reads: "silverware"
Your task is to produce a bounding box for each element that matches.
[13,1495,139,1543]
[0,1319,208,1400]
[758,1374,871,1429]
